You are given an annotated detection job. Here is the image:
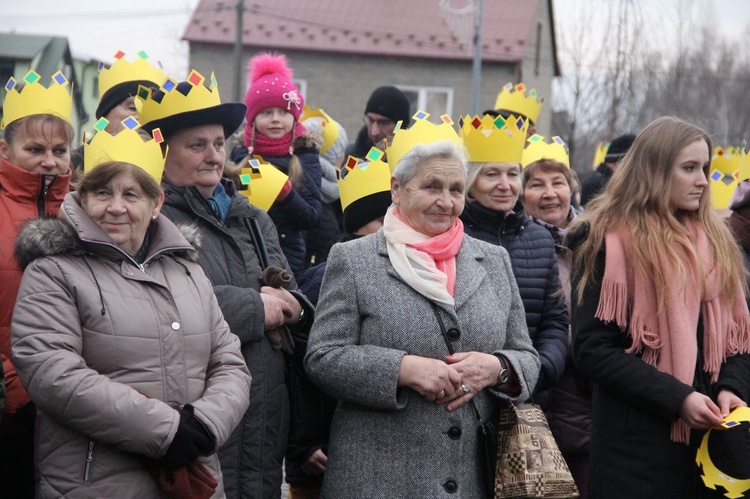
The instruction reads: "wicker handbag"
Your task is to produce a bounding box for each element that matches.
[494,401,579,498]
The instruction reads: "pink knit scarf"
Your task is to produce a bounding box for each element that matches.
[246,122,306,157]
[383,206,464,303]
[596,219,750,443]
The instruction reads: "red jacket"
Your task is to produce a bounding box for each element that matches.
[0,158,70,416]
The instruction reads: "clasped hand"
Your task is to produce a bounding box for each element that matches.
[679,389,747,429]
[398,352,501,411]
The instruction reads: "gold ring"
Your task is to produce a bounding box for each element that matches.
[437,390,446,398]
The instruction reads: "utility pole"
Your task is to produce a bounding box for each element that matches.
[233,0,244,102]
[470,0,484,115]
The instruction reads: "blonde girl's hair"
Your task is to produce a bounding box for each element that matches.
[568,116,746,307]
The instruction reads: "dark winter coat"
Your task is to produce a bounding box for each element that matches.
[569,225,750,499]
[160,178,314,499]
[580,163,612,206]
[461,201,568,406]
[261,133,323,277]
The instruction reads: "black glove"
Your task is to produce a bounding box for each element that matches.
[159,405,214,470]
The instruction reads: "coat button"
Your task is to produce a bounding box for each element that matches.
[443,480,458,493]
[447,427,461,440]
[447,328,460,341]
[171,322,180,331]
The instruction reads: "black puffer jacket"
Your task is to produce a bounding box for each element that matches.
[160,178,314,499]
[261,133,323,277]
[461,201,568,406]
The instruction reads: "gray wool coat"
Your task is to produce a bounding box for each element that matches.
[305,231,540,498]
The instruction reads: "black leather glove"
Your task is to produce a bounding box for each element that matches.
[159,405,214,470]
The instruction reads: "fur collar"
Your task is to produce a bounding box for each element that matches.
[14,217,201,270]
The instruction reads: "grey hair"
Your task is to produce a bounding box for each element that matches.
[392,140,468,185]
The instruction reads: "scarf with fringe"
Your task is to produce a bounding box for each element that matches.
[382,206,463,305]
[597,219,750,443]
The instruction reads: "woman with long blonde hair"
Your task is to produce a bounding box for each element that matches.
[568,116,750,498]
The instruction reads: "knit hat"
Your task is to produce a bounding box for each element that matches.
[605,133,636,163]
[243,53,304,147]
[365,86,411,127]
[343,190,392,234]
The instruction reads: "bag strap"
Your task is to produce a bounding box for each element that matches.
[429,302,485,425]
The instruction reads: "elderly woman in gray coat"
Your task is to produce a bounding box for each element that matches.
[305,140,540,498]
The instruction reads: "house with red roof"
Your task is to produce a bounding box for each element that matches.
[183,0,560,139]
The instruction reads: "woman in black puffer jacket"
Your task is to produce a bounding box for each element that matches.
[460,160,568,408]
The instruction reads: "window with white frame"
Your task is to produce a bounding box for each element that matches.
[398,85,454,119]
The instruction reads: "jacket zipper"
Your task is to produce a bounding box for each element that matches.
[83,438,95,481]
[37,177,50,217]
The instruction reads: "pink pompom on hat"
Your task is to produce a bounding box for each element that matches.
[243,53,304,146]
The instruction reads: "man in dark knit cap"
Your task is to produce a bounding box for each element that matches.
[580,133,636,206]
[344,85,411,161]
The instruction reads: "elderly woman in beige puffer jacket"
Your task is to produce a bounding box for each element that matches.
[10,161,251,498]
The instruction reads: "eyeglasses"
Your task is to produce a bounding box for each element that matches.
[363,115,395,129]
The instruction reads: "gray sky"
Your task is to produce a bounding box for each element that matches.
[1,0,748,80]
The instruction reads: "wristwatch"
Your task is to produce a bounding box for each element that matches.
[496,355,510,386]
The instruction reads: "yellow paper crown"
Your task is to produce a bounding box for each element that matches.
[593,142,609,168]
[300,105,340,155]
[235,157,289,212]
[696,406,750,499]
[521,134,570,168]
[709,146,741,210]
[385,111,462,173]
[460,114,528,164]
[98,50,166,99]
[1,70,72,129]
[83,117,166,181]
[493,82,544,124]
[339,147,392,212]
[138,70,221,126]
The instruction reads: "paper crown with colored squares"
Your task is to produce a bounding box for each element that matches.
[493,82,544,124]
[83,117,166,182]
[521,134,570,168]
[235,157,289,212]
[137,70,220,126]
[339,147,392,212]
[459,114,528,164]
[1,70,73,129]
[385,111,463,173]
[97,50,167,99]
[709,146,743,210]
[696,406,750,499]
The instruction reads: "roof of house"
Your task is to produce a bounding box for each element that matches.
[183,0,553,64]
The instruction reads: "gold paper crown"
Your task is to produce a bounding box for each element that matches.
[1,70,72,129]
[339,147,392,212]
[235,157,289,212]
[493,82,544,124]
[385,111,462,173]
[138,70,221,126]
[300,105,340,155]
[593,142,609,168]
[696,406,750,499]
[709,146,741,210]
[521,134,570,168]
[460,114,528,164]
[98,50,166,98]
[83,117,166,181]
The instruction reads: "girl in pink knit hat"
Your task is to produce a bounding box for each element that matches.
[240,52,323,276]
